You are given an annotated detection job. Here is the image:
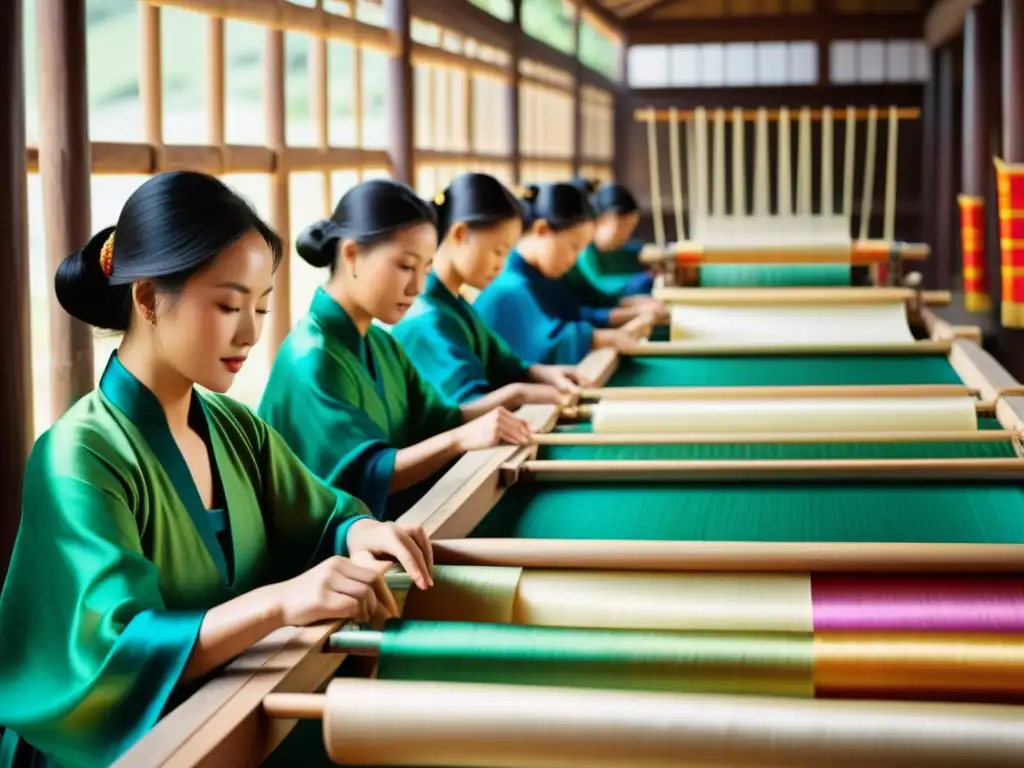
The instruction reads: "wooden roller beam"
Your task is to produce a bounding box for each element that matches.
[534,430,1019,446]
[432,538,1024,573]
[654,287,915,305]
[619,341,952,357]
[579,384,980,402]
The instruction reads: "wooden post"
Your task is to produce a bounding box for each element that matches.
[36,0,94,418]
[0,0,31,580]
[959,4,998,312]
[572,2,582,178]
[613,32,629,184]
[264,28,291,353]
[935,44,956,290]
[1005,0,1024,163]
[385,0,414,185]
[508,0,522,185]
[921,48,939,288]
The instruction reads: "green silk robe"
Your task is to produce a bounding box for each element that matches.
[391,273,532,404]
[0,354,372,768]
[258,288,464,521]
[565,241,654,304]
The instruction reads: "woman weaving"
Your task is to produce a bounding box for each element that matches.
[258,179,533,523]
[392,172,585,407]
[473,181,657,365]
[0,171,433,768]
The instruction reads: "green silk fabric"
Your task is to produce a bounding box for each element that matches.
[699,264,852,287]
[373,620,814,698]
[0,353,371,768]
[607,354,963,388]
[473,482,1024,544]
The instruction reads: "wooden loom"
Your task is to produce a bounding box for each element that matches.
[636,105,927,284]
[108,299,1024,768]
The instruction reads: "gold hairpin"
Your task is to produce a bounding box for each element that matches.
[433,191,446,206]
[99,231,115,278]
[518,186,535,200]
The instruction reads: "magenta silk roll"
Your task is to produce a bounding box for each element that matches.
[811,576,1024,632]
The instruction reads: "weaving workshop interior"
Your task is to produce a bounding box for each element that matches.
[4,1,1024,767]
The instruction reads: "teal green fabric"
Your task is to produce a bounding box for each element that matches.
[568,241,651,300]
[538,435,1015,462]
[259,288,464,520]
[699,264,852,287]
[473,482,1024,544]
[392,273,531,405]
[607,355,963,388]
[0,353,371,768]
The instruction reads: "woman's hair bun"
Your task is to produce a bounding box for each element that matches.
[295,221,342,269]
[54,226,133,332]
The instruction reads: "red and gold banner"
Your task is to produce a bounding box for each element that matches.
[957,194,990,313]
[995,158,1024,328]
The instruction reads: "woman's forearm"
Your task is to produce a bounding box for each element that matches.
[182,584,283,682]
[462,385,522,416]
[389,431,463,493]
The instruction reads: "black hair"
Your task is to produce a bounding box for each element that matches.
[592,183,640,217]
[55,171,283,333]
[296,179,436,270]
[432,173,523,242]
[569,177,600,197]
[518,182,595,233]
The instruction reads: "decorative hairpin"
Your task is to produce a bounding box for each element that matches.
[99,231,115,278]
[518,186,536,200]
[433,191,446,206]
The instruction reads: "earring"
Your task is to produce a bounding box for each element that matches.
[145,308,156,326]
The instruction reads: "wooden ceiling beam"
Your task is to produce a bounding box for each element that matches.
[924,0,983,48]
[577,0,625,39]
[626,12,924,44]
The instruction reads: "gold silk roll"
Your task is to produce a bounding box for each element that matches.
[814,633,1024,701]
[321,678,1024,767]
[513,570,813,632]
[669,300,914,346]
[589,396,979,434]
[401,566,814,632]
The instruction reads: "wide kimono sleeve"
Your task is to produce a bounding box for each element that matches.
[252,412,373,581]
[259,351,398,522]
[394,311,529,405]
[0,430,205,768]
[475,279,594,366]
[394,338,465,438]
[575,242,654,299]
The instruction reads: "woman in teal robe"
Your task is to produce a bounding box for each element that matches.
[392,173,586,406]
[0,172,433,768]
[473,182,656,366]
[565,179,657,300]
[259,179,533,523]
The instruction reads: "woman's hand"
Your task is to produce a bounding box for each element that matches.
[272,556,398,627]
[346,518,434,590]
[455,407,533,451]
[529,364,587,394]
[593,328,638,351]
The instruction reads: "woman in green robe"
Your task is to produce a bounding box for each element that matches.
[392,172,587,406]
[0,171,433,768]
[258,179,533,522]
[563,179,667,315]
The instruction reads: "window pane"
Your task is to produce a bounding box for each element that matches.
[628,45,669,87]
[788,42,818,85]
[830,40,857,84]
[669,45,699,87]
[756,42,787,86]
[468,0,515,21]
[724,43,756,86]
[857,40,885,83]
[86,0,142,141]
[886,40,914,82]
[699,44,725,87]
[522,0,576,56]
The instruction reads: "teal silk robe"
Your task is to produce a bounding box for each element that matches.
[258,288,464,521]
[565,241,654,303]
[0,354,372,768]
[391,273,532,404]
